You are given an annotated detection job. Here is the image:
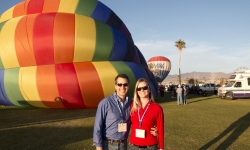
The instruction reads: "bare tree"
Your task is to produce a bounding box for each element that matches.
[210,73,217,83]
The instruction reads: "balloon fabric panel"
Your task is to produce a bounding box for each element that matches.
[0,17,20,69]
[36,65,64,108]
[93,20,113,61]
[106,11,124,32]
[93,62,118,97]
[15,16,36,67]
[0,58,4,70]
[33,13,55,66]
[27,0,44,14]
[4,68,30,106]
[91,1,111,23]
[109,27,127,61]
[124,39,136,62]
[13,2,26,18]
[0,70,13,105]
[119,24,132,42]
[58,0,78,14]
[75,0,98,16]
[74,15,96,62]
[42,0,60,13]
[19,66,47,108]
[54,13,75,64]
[55,63,85,109]
[74,62,104,108]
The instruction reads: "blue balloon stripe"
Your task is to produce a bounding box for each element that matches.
[0,70,13,105]
[91,1,111,22]
[109,27,127,61]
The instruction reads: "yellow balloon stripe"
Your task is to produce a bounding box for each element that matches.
[74,15,96,62]
[0,6,14,23]
[93,62,118,97]
[19,66,47,108]
[0,17,20,69]
[58,0,78,14]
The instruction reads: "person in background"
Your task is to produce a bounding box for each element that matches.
[159,85,165,97]
[129,78,164,150]
[176,84,183,105]
[183,85,188,104]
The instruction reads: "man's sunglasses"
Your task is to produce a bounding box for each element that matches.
[116,83,128,87]
[136,86,149,91]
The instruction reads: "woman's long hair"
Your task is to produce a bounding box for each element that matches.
[130,78,154,115]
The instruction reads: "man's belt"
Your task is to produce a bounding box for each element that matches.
[103,137,125,143]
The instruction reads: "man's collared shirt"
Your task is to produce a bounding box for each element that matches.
[93,92,132,147]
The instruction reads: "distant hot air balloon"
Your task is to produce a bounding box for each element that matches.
[0,0,158,108]
[147,56,171,83]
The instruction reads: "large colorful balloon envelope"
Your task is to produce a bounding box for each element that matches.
[0,0,158,108]
[147,56,171,83]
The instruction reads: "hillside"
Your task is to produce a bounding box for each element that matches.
[163,72,232,84]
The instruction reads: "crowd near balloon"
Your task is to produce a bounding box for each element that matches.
[0,0,161,108]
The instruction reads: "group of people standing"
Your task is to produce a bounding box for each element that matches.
[93,74,164,150]
[176,84,188,105]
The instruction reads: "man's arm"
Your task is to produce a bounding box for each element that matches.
[93,100,105,148]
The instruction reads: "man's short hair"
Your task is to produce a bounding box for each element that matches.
[114,74,130,84]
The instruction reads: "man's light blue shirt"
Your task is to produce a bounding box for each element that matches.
[93,92,132,147]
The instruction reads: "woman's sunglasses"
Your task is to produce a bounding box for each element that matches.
[117,83,128,87]
[136,86,149,91]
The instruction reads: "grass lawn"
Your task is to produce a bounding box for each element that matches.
[0,92,250,150]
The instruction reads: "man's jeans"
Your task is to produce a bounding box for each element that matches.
[102,140,127,150]
[177,94,183,104]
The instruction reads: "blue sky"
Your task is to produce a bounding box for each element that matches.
[1,0,250,75]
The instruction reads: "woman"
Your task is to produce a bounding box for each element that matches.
[129,78,164,150]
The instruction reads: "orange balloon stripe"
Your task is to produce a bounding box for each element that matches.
[74,62,104,108]
[36,65,65,108]
[42,0,61,13]
[15,16,36,67]
[13,2,26,18]
[26,0,44,14]
[33,13,55,65]
[54,13,75,64]
[55,63,85,108]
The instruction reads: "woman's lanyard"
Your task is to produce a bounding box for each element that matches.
[138,100,151,127]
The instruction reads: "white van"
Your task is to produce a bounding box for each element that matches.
[218,70,250,100]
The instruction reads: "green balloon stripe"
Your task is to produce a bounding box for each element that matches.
[4,68,30,106]
[110,61,136,97]
[93,20,113,61]
[75,0,98,17]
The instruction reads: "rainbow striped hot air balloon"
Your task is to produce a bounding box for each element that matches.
[0,0,158,108]
[147,56,171,83]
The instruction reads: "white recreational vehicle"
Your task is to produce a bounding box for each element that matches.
[218,70,250,100]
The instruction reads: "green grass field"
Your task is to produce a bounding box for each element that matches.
[0,92,250,150]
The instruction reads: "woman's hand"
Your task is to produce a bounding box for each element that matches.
[150,125,158,136]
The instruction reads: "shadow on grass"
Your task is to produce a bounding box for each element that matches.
[0,107,96,129]
[0,126,94,150]
[199,112,250,150]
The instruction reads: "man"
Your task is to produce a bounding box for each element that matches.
[93,74,157,150]
[176,84,183,105]
[93,74,132,150]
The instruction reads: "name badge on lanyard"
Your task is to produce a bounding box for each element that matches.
[135,100,151,138]
[116,97,127,132]
[118,123,127,132]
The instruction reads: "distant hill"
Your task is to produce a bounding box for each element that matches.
[162,72,232,84]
